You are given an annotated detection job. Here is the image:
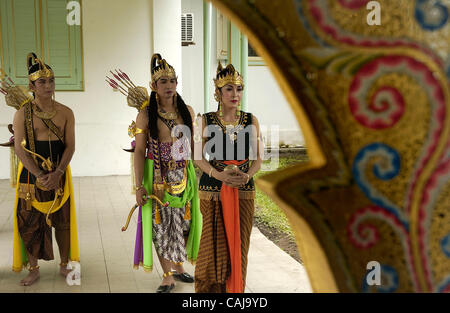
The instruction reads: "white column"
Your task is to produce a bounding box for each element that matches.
[153,0,182,91]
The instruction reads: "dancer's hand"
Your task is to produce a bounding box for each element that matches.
[136,186,148,207]
[234,169,251,187]
[214,170,246,188]
[39,171,63,190]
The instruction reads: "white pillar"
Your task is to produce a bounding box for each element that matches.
[153,0,182,91]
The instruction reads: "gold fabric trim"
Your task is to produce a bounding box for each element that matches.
[198,190,220,200]
[198,190,255,200]
[199,185,221,192]
[238,190,256,199]
[133,262,153,273]
[10,147,19,188]
[24,102,37,164]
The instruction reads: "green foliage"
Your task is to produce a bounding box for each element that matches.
[254,156,306,238]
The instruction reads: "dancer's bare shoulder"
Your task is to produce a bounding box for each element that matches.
[54,102,74,121]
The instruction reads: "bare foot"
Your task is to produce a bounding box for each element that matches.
[59,265,72,278]
[20,268,40,286]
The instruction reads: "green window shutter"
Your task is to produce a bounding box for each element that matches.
[0,0,83,90]
[0,0,41,86]
[41,0,83,91]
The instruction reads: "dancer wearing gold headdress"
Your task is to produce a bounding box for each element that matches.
[110,53,202,293]
[1,53,79,286]
[194,63,263,293]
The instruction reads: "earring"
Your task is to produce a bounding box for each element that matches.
[173,92,177,105]
[214,92,221,103]
[219,101,223,117]
[236,102,241,118]
[155,93,160,105]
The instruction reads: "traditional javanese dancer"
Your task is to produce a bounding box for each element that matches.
[1,53,79,286]
[194,63,263,293]
[109,53,202,293]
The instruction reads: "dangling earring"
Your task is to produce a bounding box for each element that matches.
[236,102,241,118]
[219,101,223,117]
[156,93,160,105]
[173,92,177,105]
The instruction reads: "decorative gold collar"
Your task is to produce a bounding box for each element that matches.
[158,107,178,120]
[32,102,57,120]
[217,112,240,127]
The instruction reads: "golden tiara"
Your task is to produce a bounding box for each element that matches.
[151,53,177,82]
[213,62,244,88]
[27,53,54,82]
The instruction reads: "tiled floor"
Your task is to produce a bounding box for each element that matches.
[0,176,312,293]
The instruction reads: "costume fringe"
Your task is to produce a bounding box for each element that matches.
[198,191,220,200]
[184,201,191,220]
[238,190,256,200]
[198,190,255,200]
[155,206,161,224]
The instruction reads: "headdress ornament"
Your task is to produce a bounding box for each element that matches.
[151,53,177,83]
[27,53,54,82]
[213,62,244,88]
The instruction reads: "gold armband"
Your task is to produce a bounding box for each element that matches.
[135,127,147,135]
[128,121,148,137]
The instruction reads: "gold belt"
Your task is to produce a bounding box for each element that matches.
[153,170,187,195]
[154,179,186,195]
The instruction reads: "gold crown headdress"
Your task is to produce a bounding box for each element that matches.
[27,53,54,82]
[213,62,244,88]
[151,53,177,83]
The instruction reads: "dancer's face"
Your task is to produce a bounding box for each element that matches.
[30,76,55,100]
[220,83,243,110]
[154,76,177,100]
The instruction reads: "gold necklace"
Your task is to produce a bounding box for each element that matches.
[33,102,57,120]
[217,111,239,127]
[158,107,178,120]
[216,112,242,142]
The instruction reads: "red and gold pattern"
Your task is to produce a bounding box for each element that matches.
[210,0,450,292]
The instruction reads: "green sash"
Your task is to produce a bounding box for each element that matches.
[141,159,202,270]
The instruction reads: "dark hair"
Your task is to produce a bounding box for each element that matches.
[147,90,193,141]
